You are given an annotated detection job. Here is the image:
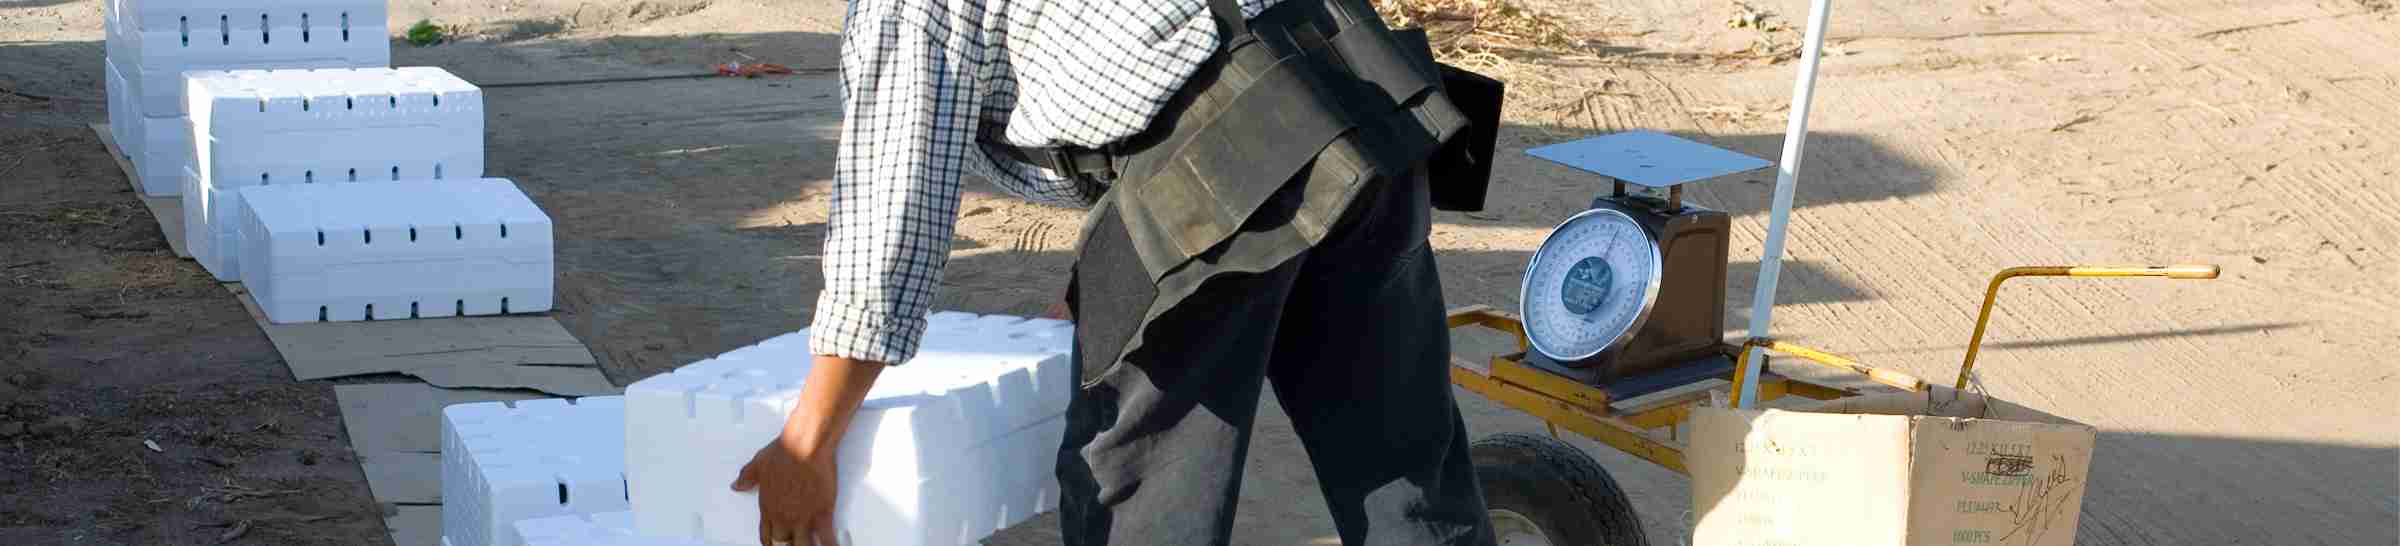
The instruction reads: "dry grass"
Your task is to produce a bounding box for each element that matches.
[1372,0,1601,66]
[183,477,304,510]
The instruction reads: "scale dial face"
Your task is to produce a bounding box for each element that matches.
[1520,208,1663,364]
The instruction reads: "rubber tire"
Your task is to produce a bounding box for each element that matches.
[1471,433,1650,546]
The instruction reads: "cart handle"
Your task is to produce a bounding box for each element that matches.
[1446,305,1531,353]
[1955,264,2218,389]
[1730,337,1927,405]
[1726,264,2219,408]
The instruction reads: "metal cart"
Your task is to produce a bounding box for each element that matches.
[1445,0,2224,543]
[1448,265,2217,545]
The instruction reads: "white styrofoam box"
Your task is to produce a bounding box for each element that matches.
[103,58,192,196]
[677,414,1065,546]
[442,397,630,546]
[130,115,191,196]
[181,67,485,281]
[625,314,1075,546]
[180,164,225,274]
[106,0,389,47]
[103,11,389,117]
[513,512,733,546]
[186,67,484,186]
[237,179,554,323]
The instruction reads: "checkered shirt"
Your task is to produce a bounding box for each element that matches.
[812,0,1278,365]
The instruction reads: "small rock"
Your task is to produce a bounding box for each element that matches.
[33,415,86,437]
[2251,256,2268,264]
[0,422,24,437]
[298,450,320,466]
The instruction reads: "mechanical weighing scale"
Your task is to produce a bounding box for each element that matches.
[1515,131,1771,385]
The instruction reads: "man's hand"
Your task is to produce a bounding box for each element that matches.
[732,434,840,546]
[730,355,886,546]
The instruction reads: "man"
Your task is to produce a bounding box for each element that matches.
[726,0,1497,543]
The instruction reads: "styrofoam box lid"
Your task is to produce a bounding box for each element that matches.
[239,178,547,237]
[111,0,392,34]
[667,316,1069,412]
[188,67,480,124]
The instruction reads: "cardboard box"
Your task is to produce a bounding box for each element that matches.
[1689,386,2097,546]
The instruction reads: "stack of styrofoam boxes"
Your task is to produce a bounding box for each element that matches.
[187,66,485,283]
[239,178,551,323]
[617,312,1076,546]
[432,312,1074,546]
[440,397,631,546]
[103,0,389,195]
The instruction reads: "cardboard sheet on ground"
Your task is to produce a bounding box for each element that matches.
[407,362,621,397]
[89,123,189,258]
[227,285,598,376]
[335,383,548,453]
[386,504,441,546]
[362,451,444,504]
[223,285,610,396]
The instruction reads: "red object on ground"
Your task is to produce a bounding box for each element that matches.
[715,62,794,78]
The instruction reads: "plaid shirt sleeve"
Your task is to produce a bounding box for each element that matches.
[807,0,996,365]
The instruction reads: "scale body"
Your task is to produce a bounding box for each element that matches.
[1519,131,1769,383]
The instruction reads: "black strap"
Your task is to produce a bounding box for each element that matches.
[1209,0,1248,39]
[979,121,1118,181]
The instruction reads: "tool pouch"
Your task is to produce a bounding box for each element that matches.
[1117,0,1477,280]
[1393,29,1506,212]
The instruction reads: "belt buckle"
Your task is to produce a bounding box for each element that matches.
[1042,147,1080,176]
[1052,146,1119,183]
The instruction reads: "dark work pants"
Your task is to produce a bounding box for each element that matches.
[1056,166,1496,546]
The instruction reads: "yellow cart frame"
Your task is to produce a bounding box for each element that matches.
[1446,265,2218,476]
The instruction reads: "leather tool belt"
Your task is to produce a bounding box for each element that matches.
[984,0,1505,280]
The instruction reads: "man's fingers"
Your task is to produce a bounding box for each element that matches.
[758,502,799,546]
[731,459,760,491]
[809,514,840,546]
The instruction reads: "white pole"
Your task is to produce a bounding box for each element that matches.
[1737,0,1833,409]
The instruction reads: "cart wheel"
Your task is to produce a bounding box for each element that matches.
[1471,433,1649,546]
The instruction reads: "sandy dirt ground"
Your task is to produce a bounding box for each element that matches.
[3,0,2395,544]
